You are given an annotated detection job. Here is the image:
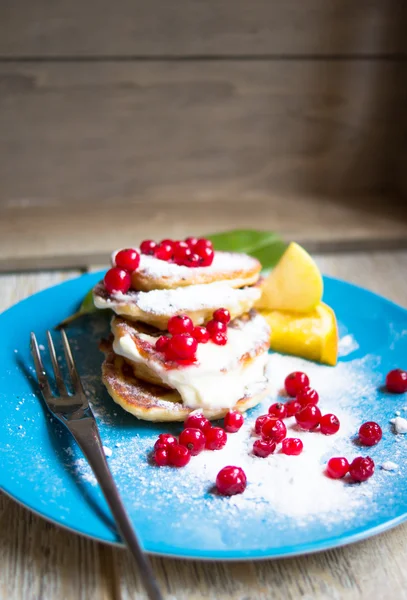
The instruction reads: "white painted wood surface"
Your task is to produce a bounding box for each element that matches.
[1,252,407,599]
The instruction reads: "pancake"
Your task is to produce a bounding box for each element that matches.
[121,250,261,291]
[93,280,262,329]
[101,349,271,422]
[110,310,271,413]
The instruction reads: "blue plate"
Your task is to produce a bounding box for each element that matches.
[1,272,407,560]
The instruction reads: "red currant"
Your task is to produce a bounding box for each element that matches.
[140,240,157,255]
[224,410,244,433]
[166,334,197,361]
[173,241,190,265]
[261,418,287,443]
[104,268,131,294]
[160,238,175,249]
[213,308,231,324]
[155,336,169,352]
[205,427,227,450]
[199,246,215,267]
[268,402,287,419]
[154,448,169,466]
[195,238,213,255]
[253,439,276,457]
[184,412,211,432]
[349,456,375,482]
[216,466,247,496]
[192,326,210,343]
[114,248,140,272]
[358,421,382,446]
[185,237,198,248]
[168,444,191,467]
[179,428,206,456]
[297,387,319,407]
[168,315,194,335]
[285,372,310,397]
[386,369,407,394]
[320,414,340,435]
[206,319,227,336]
[212,332,228,346]
[326,457,349,479]
[255,414,271,435]
[282,438,303,456]
[285,400,302,417]
[295,404,321,430]
[154,242,173,261]
[154,433,177,451]
[185,253,202,268]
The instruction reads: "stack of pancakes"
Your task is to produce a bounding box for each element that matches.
[93,250,271,422]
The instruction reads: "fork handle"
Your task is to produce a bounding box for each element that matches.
[67,418,163,600]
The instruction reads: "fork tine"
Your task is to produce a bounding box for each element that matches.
[60,329,85,395]
[30,332,53,399]
[46,331,67,396]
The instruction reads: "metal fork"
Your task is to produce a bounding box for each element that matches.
[30,330,163,600]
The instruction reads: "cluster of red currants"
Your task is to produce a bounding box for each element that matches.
[140,237,214,268]
[152,409,244,470]
[155,309,231,363]
[104,248,140,295]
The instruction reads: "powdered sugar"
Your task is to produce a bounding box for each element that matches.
[338,334,359,357]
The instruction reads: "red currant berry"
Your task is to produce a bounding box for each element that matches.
[320,414,340,435]
[185,237,198,247]
[104,268,131,294]
[194,238,213,255]
[216,466,247,496]
[184,412,211,432]
[349,456,375,482]
[205,427,227,450]
[173,241,190,264]
[206,319,227,336]
[166,334,197,361]
[199,246,215,267]
[168,315,194,335]
[154,242,173,261]
[192,326,210,343]
[179,428,206,456]
[140,240,157,255]
[160,238,175,249]
[285,371,310,397]
[285,400,302,417]
[114,248,140,272]
[386,369,407,394]
[253,439,276,457]
[185,253,202,268]
[358,421,382,446]
[212,332,228,346]
[297,387,319,407]
[326,457,349,479]
[268,402,287,419]
[261,418,287,443]
[255,414,271,435]
[168,444,191,467]
[282,437,303,456]
[295,404,321,430]
[155,336,169,352]
[224,410,244,433]
[213,308,231,324]
[154,433,177,451]
[154,448,169,466]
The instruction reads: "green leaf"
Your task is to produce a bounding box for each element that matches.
[56,288,98,329]
[207,229,287,269]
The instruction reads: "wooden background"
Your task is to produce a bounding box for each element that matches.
[0,1,406,270]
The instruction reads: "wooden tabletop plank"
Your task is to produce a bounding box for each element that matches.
[1,252,407,599]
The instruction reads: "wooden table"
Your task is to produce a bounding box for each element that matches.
[1,250,407,600]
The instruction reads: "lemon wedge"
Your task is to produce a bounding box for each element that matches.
[260,303,338,366]
[256,242,323,312]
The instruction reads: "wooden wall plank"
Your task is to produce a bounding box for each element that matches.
[0,0,404,57]
[0,60,405,211]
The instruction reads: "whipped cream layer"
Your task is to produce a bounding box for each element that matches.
[94,281,261,318]
[112,314,270,411]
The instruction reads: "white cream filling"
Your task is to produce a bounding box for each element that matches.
[113,321,270,410]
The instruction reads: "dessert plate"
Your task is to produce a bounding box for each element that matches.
[1,272,407,560]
